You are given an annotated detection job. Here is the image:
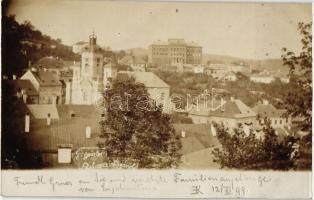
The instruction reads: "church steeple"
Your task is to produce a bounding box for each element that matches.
[89,32,97,51]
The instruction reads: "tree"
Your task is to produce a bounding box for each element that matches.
[281,22,312,169]
[212,119,298,170]
[99,78,182,168]
[282,22,312,133]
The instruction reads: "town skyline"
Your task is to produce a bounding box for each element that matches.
[6,0,311,60]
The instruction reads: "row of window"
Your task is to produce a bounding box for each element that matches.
[84,57,102,63]
[273,118,289,125]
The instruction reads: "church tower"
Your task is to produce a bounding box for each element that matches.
[81,33,104,80]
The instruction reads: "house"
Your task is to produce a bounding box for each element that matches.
[172,123,220,169]
[119,55,147,72]
[250,73,274,84]
[117,71,172,112]
[23,105,104,167]
[188,97,256,128]
[252,100,291,130]
[5,79,39,104]
[193,65,205,74]
[176,64,194,73]
[224,71,237,81]
[20,69,63,104]
[72,41,88,54]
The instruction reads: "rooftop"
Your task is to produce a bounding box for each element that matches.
[25,105,103,152]
[32,70,62,87]
[189,98,256,119]
[151,39,201,47]
[117,71,170,88]
[35,56,68,69]
[6,79,38,96]
[173,123,220,155]
[252,102,286,118]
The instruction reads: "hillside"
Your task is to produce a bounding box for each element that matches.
[2,15,79,76]
[204,54,288,74]
[127,48,288,74]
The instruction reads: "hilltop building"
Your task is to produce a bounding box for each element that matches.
[148,39,202,66]
[72,41,88,54]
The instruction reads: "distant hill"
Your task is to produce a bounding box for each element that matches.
[125,49,288,73]
[202,53,289,74]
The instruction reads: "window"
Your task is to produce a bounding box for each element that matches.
[274,120,277,125]
[279,120,282,124]
[97,58,100,63]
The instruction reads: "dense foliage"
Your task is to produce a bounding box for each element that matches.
[212,119,298,170]
[281,22,312,169]
[2,15,79,77]
[99,78,182,168]
[282,22,312,133]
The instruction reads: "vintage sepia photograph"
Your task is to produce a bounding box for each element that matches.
[1,0,312,197]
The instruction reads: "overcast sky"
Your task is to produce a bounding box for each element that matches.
[6,0,312,59]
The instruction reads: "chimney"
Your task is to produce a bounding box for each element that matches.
[25,113,30,133]
[22,93,28,104]
[85,126,91,138]
[181,130,186,138]
[47,113,51,126]
[12,74,17,80]
[211,123,216,137]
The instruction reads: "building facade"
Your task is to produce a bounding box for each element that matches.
[66,34,117,105]
[148,39,202,66]
[21,69,63,104]
[188,97,257,128]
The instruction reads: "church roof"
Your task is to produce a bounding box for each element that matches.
[117,71,170,88]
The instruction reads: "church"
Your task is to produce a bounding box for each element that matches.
[65,34,117,105]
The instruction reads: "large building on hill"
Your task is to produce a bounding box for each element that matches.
[148,39,202,66]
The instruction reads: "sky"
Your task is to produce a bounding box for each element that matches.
[6,0,312,59]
